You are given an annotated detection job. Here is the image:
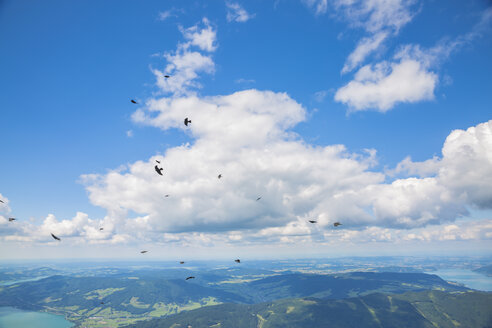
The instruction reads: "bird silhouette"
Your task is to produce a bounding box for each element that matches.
[333,222,342,227]
[308,220,317,224]
[99,228,104,231]
[256,197,261,201]
[184,118,192,126]
[131,99,138,104]
[185,276,195,280]
[155,165,164,176]
[156,160,161,164]
[164,75,170,78]
[164,194,170,197]
[140,250,148,254]
[8,218,16,222]
[180,261,185,264]
[218,174,222,179]
[51,233,61,241]
[0,200,4,203]
[235,259,241,263]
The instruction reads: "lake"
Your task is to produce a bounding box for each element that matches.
[0,307,74,328]
[426,269,492,291]
[0,276,51,286]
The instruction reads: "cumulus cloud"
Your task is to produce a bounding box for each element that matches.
[89,89,385,235]
[335,58,437,111]
[226,2,255,23]
[3,119,492,247]
[152,18,216,96]
[0,211,129,245]
[336,7,492,111]
[87,81,492,236]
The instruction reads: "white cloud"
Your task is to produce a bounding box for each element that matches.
[226,2,255,23]
[401,220,492,242]
[179,18,217,52]
[342,31,388,74]
[313,90,329,102]
[235,78,255,84]
[0,194,11,214]
[302,0,328,15]
[333,0,416,34]
[4,114,492,249]
[90,89,386,235]
[335,58,437,112]
[331,0,418,73]
[158,10,173,21]
[152,18,216,96]
[387,155,441,178]
[87,79,492,237]
[335,7,492,110]
[0,211,128,245]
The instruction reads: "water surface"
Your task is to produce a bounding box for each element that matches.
[0,307,73,328]
[0,276,50,286]
[426,269,492,291]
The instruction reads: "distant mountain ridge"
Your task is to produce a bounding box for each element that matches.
[0,271,473,327]
[123,290,492,328]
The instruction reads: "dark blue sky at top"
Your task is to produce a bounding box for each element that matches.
[0,0,491,222]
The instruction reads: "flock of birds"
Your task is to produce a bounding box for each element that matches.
[1,75,342,281]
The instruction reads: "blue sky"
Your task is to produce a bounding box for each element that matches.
[1,0,491,259]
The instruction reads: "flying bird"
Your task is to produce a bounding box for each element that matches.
[184,118,192,126]
[164,194,169,198]
[180,261,185,264]
[8,218,16,222]
[155,165,164,176]
[155,160,161,164]
[131,99,138,104]
[218,174,222,179]
[333,222,342,227]
[51,233,61,241]
[256,197,261,201]
[235,259,241,263]
[185,276,195,280]
[99,228,104,231]
[308,220,317,224]
[0,200,4,203]
[100,301,104,305]
[164,75,170,78]
[140,250,148,254]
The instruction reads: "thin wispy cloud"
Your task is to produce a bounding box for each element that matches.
[158,10,173,21]
[336,0,418,73]
[302,0,418,73]
[302,0,328,15]
[226,2,255,23]
[234,78,255,84]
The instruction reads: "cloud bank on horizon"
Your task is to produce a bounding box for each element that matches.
[1,1,491,252]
